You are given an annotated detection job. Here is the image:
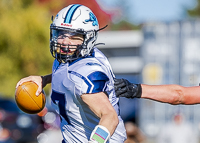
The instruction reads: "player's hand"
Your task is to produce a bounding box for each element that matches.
[16,76,43,96]
[114,78,142,98]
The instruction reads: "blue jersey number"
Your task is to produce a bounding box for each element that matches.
[51,90,70,124]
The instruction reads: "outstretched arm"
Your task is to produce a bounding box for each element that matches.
[141,84,200,105]
[114,78,200,105]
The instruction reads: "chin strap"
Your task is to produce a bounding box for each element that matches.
[94,43,105,46]
[94,25,108,47]
[97,25,108,32]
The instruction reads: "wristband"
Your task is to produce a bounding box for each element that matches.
[89,125,110,143]
[88,141,98,143]
[134,84,142,98]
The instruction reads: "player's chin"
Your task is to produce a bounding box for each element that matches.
[67,52,75,56]
[57,51,74,55]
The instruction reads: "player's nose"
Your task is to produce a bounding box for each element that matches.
[62,37,72,45]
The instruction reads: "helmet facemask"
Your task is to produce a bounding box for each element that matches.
[50,27,88,62]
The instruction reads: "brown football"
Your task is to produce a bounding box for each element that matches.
[15,81,46,114]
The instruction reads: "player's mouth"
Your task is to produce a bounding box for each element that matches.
[59,47,75,55]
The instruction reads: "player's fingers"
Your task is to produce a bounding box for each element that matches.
[16,76,42,94]
[16,81,21,89]
[33,77,43,96]
[115,87,127,97]
[16,75,38,88]
[114,78,125,85]
[16,78,29,88]
[120,93,132,98]
[114,78,122,84]
[36,87,43,96]
[114,81,126,91]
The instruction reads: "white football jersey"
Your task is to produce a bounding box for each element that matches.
[51,48,127,143]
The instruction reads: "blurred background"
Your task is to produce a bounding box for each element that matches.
[1,0,200,142]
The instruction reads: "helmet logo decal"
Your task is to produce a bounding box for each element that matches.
[85,12,98,26]
[64,4,81,24]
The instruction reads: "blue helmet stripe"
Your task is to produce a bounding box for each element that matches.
[64,4,81,24]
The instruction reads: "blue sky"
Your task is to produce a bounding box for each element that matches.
[96,0,197,24]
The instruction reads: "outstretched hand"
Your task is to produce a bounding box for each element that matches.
[114,78,142,98]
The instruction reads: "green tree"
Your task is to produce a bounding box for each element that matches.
[0,0,58,97]
[187,0,200,17]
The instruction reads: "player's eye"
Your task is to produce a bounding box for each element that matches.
[57,34,71,39]
[70,35,84,41]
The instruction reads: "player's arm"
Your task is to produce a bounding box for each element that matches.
[41,74,52,87]
[142,84,200,105]
[16,74,52,96]
[81,92,119,142]
[114,78,200,105]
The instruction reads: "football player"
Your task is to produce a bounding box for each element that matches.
[16,4,126,143]
[114,78,200,105]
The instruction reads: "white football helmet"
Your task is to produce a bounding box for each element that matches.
[50,4,100,62]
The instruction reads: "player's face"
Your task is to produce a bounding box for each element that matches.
[56,31,84,55]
